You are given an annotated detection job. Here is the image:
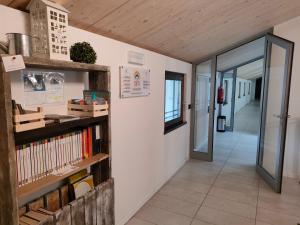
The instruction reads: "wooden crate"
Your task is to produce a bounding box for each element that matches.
[68,102,109,118]
[13,107,45,132]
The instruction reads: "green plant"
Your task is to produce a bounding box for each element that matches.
[70,42,97,64]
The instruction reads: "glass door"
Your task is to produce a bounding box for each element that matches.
[257,34,294,193]
[191,57,216,161]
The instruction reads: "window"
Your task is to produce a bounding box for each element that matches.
[248,83,251,95]
[223,80,228,105]
[164,71,185,133]
[243,82,246,96]
[238,81,241,98]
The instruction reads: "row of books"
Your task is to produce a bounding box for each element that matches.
[16,125,102,186]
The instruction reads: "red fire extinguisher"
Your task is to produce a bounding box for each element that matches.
[217,86,224,104]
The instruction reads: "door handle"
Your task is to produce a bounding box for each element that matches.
[273,114,282,119]
[273,114,291,119]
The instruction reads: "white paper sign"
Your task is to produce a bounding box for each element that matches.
[120,66,150,98]
[2,55,25,72]
[128,51,145,65]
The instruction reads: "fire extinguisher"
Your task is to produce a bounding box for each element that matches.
[217,86,224,104]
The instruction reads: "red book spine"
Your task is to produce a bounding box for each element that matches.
[84,129,89,159]
[82,129,86,159]
[88,127,93,158]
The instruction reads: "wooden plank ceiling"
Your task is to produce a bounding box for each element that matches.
[1,0,300,63]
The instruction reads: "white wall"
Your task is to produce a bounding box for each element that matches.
[234,78,252,113]
[220,76,252,126]
[274,16,300,178]
[0,5,192,225]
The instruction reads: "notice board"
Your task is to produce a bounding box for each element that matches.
[120,66,150,98]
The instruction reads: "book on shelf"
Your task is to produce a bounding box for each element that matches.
[19,210,54,225]
[59,185,69,207]
[19,216,40,225]
[45,114,80,124]
[28,198,44,211]
[73,175,94,199]
[44,190,60,212]
[16,125,102,187]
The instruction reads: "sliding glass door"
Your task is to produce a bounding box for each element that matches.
[257,34,294,193]
[190,57,216,161]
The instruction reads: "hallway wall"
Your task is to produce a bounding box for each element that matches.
[274,16,300,178]
[0,5,192,225]
[221,76,252,126]
[234,78,252,113]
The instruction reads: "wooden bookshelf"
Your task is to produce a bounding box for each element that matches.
[0,56,112,225]
[17,153,109,204]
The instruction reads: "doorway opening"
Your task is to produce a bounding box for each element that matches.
[213,38,265,168]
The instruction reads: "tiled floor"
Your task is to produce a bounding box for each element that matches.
[126,102,300,225]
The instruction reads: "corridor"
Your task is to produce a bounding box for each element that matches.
[126,101,300,225]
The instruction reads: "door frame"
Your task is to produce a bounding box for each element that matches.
[190,56,217,161]
[256,34,294,193]
[190,29,272,162]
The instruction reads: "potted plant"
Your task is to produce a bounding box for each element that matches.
[70,42,97,64]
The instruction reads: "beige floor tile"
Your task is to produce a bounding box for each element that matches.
[221,166,259,179]
[211,177,259,196]
[208,186,258,206]
[173,170,216,185]
[281,177,300,195]
[191,219,213,225]
[259,185,300,208]
[258,195,300,219]
[146,194,200,217]
[214,176,259,193]
[158,184,206,204]
[179,167,220,177]
[203,195,257,219]
[135,205,192,225]
[255,221,272,225]
[256,207,300,225]
[125,217,155,225]
[217,173,259,186]
[167,178,211,194]
[195,206,255,225]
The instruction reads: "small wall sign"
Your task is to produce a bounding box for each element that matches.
[128,51,145,65]
[2,55,25,72]
[120,66,150,98]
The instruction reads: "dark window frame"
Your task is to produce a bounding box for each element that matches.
[243,82,246,96]
[238,81,241,98]
[248,82,251,95]
[223,80,229,105]
[164,71,186,134]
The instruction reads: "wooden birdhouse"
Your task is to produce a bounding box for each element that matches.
[27,0,70,61]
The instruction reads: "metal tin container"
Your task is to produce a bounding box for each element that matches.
[6,33,32,56]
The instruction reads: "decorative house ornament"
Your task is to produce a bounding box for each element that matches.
[26,0,70,61]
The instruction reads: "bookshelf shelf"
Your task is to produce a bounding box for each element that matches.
[15,115,108,145]
[17,153,109,203]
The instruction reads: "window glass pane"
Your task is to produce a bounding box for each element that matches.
[165,79,182,122]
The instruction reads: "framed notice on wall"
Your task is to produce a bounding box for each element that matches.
[120,66,150,98]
